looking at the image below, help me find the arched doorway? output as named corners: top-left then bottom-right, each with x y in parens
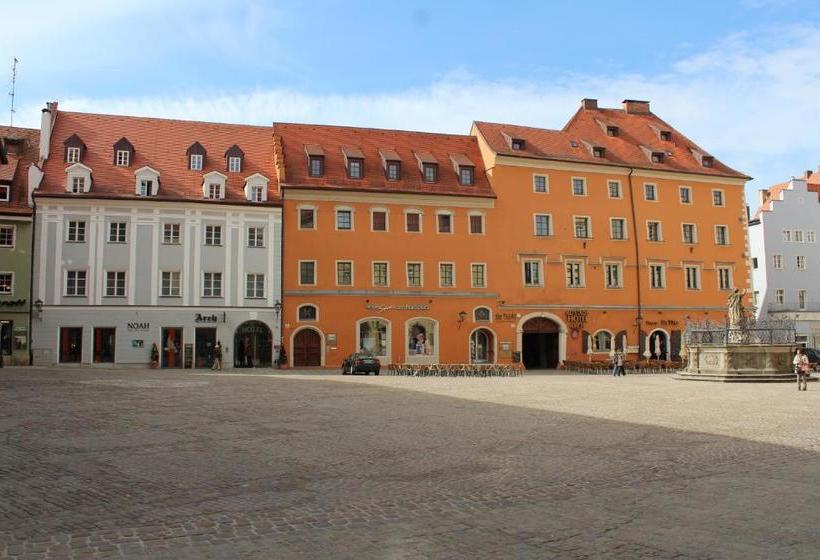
top-left (234, 321), bottom-right (272, 367)
top-left (649, 330), bottom-right (669, 361)
top-left (293, 328), bottom-right (322, 367)
top-left (521, 317), bottom-right (560, 369)
top-left (470, 328), bottom-right (495, 363)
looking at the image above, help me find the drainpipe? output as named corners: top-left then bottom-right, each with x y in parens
top-left (626, 168), bottom-right (643, 355)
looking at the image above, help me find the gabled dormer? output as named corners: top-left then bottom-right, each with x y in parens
top-left (243, 173), bottom-right (269, 202)
top-left (65, 163), bottom-right (92, 193)
top-left (501, 131), bottom-right (526, 151)
top-left (379, 148), bottom-right (402, 181)
top-left (202, 171), bottom-right (227, 200)
top-left (225, 144), bottom-right (244, 173)
top-left (64, 133), bottom-right (86, 164)
top-left (187, 142), bottom-right (206, 171)
top-left (113, 137), bottom-right (134, 167)
top-left (415, 151), bottom-right (438, 184)
top-left (342, 146), bottom-right (364, 179)
top-left (449, 154), bottom-right (475, 186)
top-left (134, 166), bottom-right (160, 196)
top-left (305, 144), bottom-right (325, 177)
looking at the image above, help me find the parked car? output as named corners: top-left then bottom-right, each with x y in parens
top-left (341, 353), bottom-right (380, 375)
top-left (803, 348), bottom-right (820, 371)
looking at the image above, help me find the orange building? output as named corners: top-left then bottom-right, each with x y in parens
top-left (278, 99), bottom-right (751, 369)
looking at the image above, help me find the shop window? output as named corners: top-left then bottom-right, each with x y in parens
top-left (407, 319), bottom-right (436, 360)
top-left (359, 319), bottom-right (388, 358)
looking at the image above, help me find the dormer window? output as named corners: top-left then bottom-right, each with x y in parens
top-left (651, 152), bottom-right (665, 163)
top-left (67, 147), bottom-right (81, 163)
top-left (459, 166), bottom-right (474, 186)
top-left (659, 130), bottom-right (672, 141)
top-left (186, 142), bottom-right (206, 170)
top-left (190, 154), bottom-right (203, 170)
top-left (592, 146), bottom-right (606, 158)
top-left (63, 134), bottom-right (86, 164)
top-left (113, 137), bottom-right (134, 167)
top-left (207, 184), bottom-right (221, 199)
top-left (423, 163), bottom-right (437, 183)
top-left (224, 144), bottom-right (244, 173)
top-left (138, 180), bottom-right (152, 196)
top-left (342, 147), bottom-right (365, 179)
top-left (201, 171), bottom-right (227, 200)
top-left (606, 126), bottom-right (619, 137)
top-left (228, 157), bottom-right (241, 173)
top-left (134, 166), bottom-right (160, 197)
top-left (116, 150), bottom-right (130, 166)
top-left (511, 138), bottom-right (526, 150)
top-left (65, 163), bottom-right (92, 194)
top-left (71, 177), bottom-right (85, 193)
top-left (702, 156), bottom-right (714, 168)
top-left (386, 161), bottom-right (401, 180)
top-left (305, 144), bottom-right (325, 177)
top-left (243, 173), bottom-right (269, 203)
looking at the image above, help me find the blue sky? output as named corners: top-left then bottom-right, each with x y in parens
top-left (5, 0), bottom-right (820, 202)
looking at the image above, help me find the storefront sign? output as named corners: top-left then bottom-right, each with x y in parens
top-left (365, 303), bottom-right (430, 312)
top-left (645, 320), bottom-right (679, 327)
top-left (0, 299), bottom-right (26, 307)
top-left (494, 313), bottom-right (517, 322)
top-left (127, 322), bottom-right (150, 331)
top-left (195, 313), bottom-right (219, 323)
top-left (565, 309), bottom-right (588, 330)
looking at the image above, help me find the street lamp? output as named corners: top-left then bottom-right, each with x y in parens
top-left (34, 299), bottom-right (43, 319)
top-left (457, 310), bottom-right (467, 329)
top-left (273, 300), bottom-right (282, 320)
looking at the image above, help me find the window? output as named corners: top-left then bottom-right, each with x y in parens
top-left (207, 184), bottom-right (221, 199)
top-left (67, 146), bottom-right (80, 163)
top-left (228, 156), bottom-right (242, 173)
top-left (336, 209), bottom-right (352, 230)
top-left (247, 227), bottom-right (264, 247)
top-left (773, 254), bottom-right (783, 269)
top-left (799, 289), bottom-right (808, 310)
top-left (437, 213), bottom-right (452, 234)
top-left (685, 265), bottom-right (701, 290)
top-left (752, 257), bottom-right (758, 269)
top-left (422, 163), bottom-right (437, 183)
top-left (190, 154), bottom-right (203, 171)
top-left (511, 138), bottom-right (526, 150)
top-left (592, 331), bottom-right (613, 352)
top-left (405, 211), bottom-right (421, 233)
top-left (407, 262), bottom-right (422, 287)
top-left (572, 177), bottom-right (587, 196)
top-left (336, 261), bottom-right (353, 286)
top-left (115, 150), bottom-right (130, 166)
top-left (386, 161), bottom-right (401, 181)
top-left (712, 189), bottom-right (725, 207)
top-left (65, 270), bottom-right (87, 296)
top-left (474, 307), bottom-right (491, 322)
top-left (605, 263), bottom-right (622, 289)
top-left (702, 156), bottom-right (714, 168)
top-left (717, 267), bottom-right (732, 290)
top-left (108, 222), bottom-right (127, 243)
top-left (565, 261), bottom-right (584, 288)
top-left (0, 185), bottom-right (8, 201)
top-left (299, 261), bottom-right (316, 285)
top-left (246, 273), bottom-right (265, 298)
top-left (535, 214), bottom-right (552, 237)
top-left (649, 264), bottom-right (665, 289)
top-left (606, 126), bottom-right (619, 137)
top-left (371, 210), bottom-right (387, 232)
top-left (644, 183), bottom-right (657, 201)
top-left (592, 146), bottom-right (606, 158)
top-left (250, 185), bottom-right (264, 202)
top-left (715, 225), bottom-right (729, 246)
top-left (608, 180), bottom-right (621, 198)
top-left (161, 271), bottom-right (181, 297)
top-left (794, 230), bottom-right (804, 243)
top-left (298, 305), bottom-right (317, 321)
top-left (610, 218), bottom-right (626, 240)
top-left (105, 271), bottom-right (126, 297)
top-left (372, 262), bottom-right (389, 287)
top-left (347, 158), bottom-right (363, 179)
top-left (651, 152), bottom-right (665, 163)
top-left (775, 289), bottom-right (785, 304)
top-left (309, 156), bottom-right (324, 177)
top-left (439, 263), bottom-right (454, 287)
top-left (471, 264), bottom-right (486, 288)
top-left (679, 186), bottom-right (692, 204)
top-left (204, 225), bottom-right (222, 246)
top-left (0, 226), bottom-right (14, 247)
top-left (647, 221), bottom-right (662, 242)
top-left (137, 179), bottom-right (152, 197)
top-left (574, 216), bottom-right (590, 239)
top-left (682, 224), bottom-right (697, 244)
top-left (67, 221), bottom-right (86, 242)
top-left (808, 231), bottom-right (816, 243)
top-left (783, 230), bottom-right (792, 242)
top-left (660, 131), bottom-right (672, 141)
top-left (163, 223), bottom-right (180, 244)
top-left (469, 214), bottom-right (484, 234)
top-left (459, 166), bottom-right (474, 186)
top-left (523, 260), bottom-right (542, 286)
top-left (797, 255), bottom-right (806, 270)
top-left (533, 175), bottom-right (548, 193)
top-left (71, 177), bottom-right (85, 193)
top-left (299, 208), bottom-right (316, 230)
top-left (0, 272), bottom-right (12, 294)
top-left (202, 272), bottom-right (223, 297)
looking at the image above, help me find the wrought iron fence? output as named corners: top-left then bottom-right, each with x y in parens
top-left (684, 318), bottom-right (796, 346)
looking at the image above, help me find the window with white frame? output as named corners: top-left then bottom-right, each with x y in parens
top-left (202, 272), bottom-right (223, 297)
top-left (105, 271), bottom-right (126, 297)
top-left (246, 273), bottom-right (265, 298)
top-left (533, 174), bottom-right (548, 193)
top-left (799, 289), bottom-right (808, 310)
top-left (712, 189), bottom-right (725, 207)
top-left (574, 216), bottom-right (591, 238)
top-left (608, 180), bottom-right (622, 198)
top-left (773, 254), bottom-right (783, 269)
top-left (161, 271), bottom-right (181, 297)
top-left (794, 230), bottom-right (804, 243)
top-left (474, 307), bottom-right (491, 322)
top-left (0, 272), bottom-right (12, 294)
top-left (207, 183), bottom-right (222, 199)
top-left (610, 218), bottom-right (626, 240)
top-left (67, 147), bottom-right (80, 163)
top-left (717, 266), bottom-right (732, 290)
top-left (228, 156), bottom-right (242, 173)
top-left (204, 225), bottom-right (222, 246)
top-left (71, 177), bottom-right (85, 193)
top-left (65, 270), bottom-right (87, 296)
top-left (299, 261), bottom-right (316, 285)
top-left (247, 226), bottom-right (264, 248)
top-left (439, 263), bottom-right (454, 287)
top-left (407, 262), bottom-right (423, 287)
top-left (336, 261), bottom-right (353, 286)
top-left (572, 177), bottom-right (587, 196)
top-left (437, 213), bottom-right (453, 234)
top-left (67, 221), bottom-right (86, 242)
top-left (137, 179), bottom-right (153, 197)
top-left (592, 331), bottom-right (612, 352)
top-left (0, 184), bottom-right (8, 201)
top-left (783, 230), bottom-right (792, 242)
top-left (605, 262), bottom-right (622, 289)
top-left (797, 255), bottom-right (806, 270)
top-left (163, 223), bottom-right (181, 244)
top-left (679, 186), bottom-right (692, 204)
top-left (647, 221), bottom-right (662, 242)
top-left (775, 289), bottom-right (785, 304)
top-left (299, 207), bottom-right (316, 230)
top-left (115, 150), bottom-right (130, 166)
top-left (565, 260), bottom-right (584, 288)
top-left (108, 222), bottom-right (127, 243)
top-left (808, 231), bottom-right (816, 243)
top-left (405, 211), bottom-right (421, 233)
top-left (336, 209), bottom-right (353, 230)
top-left (649, 264), bottom-right (666, 289)
top-left (371, 210), bottom-right (388, 232)
top-left (644, 183), bottom-right (657, 201)
top-left (298, 304), bottom-right (317, 321)
top-left (458, 166), bottom-right (474, 186)
top-left (534, 214), bottom-right (552, 237)
top-left (469, 214), bottom-right (484, 235)
top-left (682, 223), bottom-right (697, 244)
top-left (190, 154), bottom-right (203, 171)
top-left (471, 263), bottom-right (486, 288)
top-left (685, 265), bottom-right (701, 290)
top-left (0, 225), bottom-right (14, 247)
top-left (250, 185), bottom-right (264, 202)
top-left (523, 260), bottom-right (542, 286)
top-left (715, 225), bottom-right (729, 245)
top-left (372, 262), bottom-right (389, 287)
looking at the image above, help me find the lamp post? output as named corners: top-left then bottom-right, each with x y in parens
top-left (457, 310), bottom-right (467, 329)
top-left (273, 300), bottom-right (283, 368)
top-left (0, 320), bottom-right (8, 368)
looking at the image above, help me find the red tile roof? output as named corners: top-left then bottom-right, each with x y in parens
top-left (0, 125), bottom-right (39, 216)
top-left (39, 111), bottom-right (280, 205)
top-left (274, 123), bottom-right (495, 198)
top-left (473, 101), bottom-right (749, 180)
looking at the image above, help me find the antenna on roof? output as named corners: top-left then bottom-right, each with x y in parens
top-left (8, 57), bottom-right (18, 128)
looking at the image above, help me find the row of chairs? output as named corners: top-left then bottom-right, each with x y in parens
top-left (386, 363), bottom-right (524, 377)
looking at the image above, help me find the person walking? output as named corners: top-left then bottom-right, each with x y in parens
top-left (794, 348), bottom-right (809, 391)
top-left (616, 351), bottom-right (626, 377)
top-left (212, 340), bottom-right (223, 371)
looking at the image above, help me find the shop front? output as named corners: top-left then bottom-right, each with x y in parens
top-left (0, 304), bottom-right (30, 366)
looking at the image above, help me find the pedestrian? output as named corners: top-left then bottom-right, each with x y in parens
top-left (612, 351), bottom-right (619, 376)
top-left (794, 348), bottom-right (809, 391)
top-left (212, 340), bottom-right (223, 371)
top-left (616, 351), bottom-right (626, 377)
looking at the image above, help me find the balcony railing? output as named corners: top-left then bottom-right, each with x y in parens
top-left (685, 318), bottom-right (796, 346)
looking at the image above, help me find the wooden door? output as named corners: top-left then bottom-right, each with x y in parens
top-left (294, 329), bottom-right (321, 367)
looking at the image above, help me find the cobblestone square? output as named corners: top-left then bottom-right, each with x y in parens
top-left (2, 368), bottom-right (820, 559)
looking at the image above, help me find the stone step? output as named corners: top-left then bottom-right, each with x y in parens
top-left (675, 372), bottom-right (813, 383)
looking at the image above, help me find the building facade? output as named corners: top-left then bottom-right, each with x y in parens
top-left (750, 172), bottom-right (820, 347)
top-left (31, 105), bottom-right (282, 367)
top-left (0, 126), bottom-right (39, 365)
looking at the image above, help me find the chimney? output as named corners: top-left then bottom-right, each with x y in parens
top-left (806, 170), bottom-right (813, 179)
top-left (623, 99), bottom-right (650, 114)
top-left (581, 98), bottom-right (598, 110)
top-left (39, 101), bottom-right (58, 162)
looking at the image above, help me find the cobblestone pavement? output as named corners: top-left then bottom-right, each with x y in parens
top-left (1, 368), bottom-right (820, 559)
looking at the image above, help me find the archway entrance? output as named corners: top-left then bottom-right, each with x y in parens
top-left (234, 321), bottom-right (272, 367)
top-left (522, 317), bottom-right (559, 369)
top-left (470, 328), bottom-right (495, 363)
top-left (649, 330), bottom-right (669, 361)
top-left (293, 328), bottom-right (322, 367)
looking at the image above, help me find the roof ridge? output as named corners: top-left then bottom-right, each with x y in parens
top-left (273, 121), bottom-right (474, 139)
top-left (473, 120), bottom-right (566, 134)
top-left (58, 110), bottom-right (274, 130)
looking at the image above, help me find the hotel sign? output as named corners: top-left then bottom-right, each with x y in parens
top-left (564, 309), bottom-right (588, 330)
top-left (365, 303), bottom-right (430, 312)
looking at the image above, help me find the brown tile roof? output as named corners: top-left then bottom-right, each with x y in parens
top-left (274, 123), bottom-right (494, 198)
top-left (473, 101), bottom-right (749, 180)
top-left (39, 111), bottom-right (280, 205)
top-left (0, 125), bottom-right (39, 216)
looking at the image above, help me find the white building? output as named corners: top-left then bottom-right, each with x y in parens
top-left (749, 172), bottom-right (820, 347)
